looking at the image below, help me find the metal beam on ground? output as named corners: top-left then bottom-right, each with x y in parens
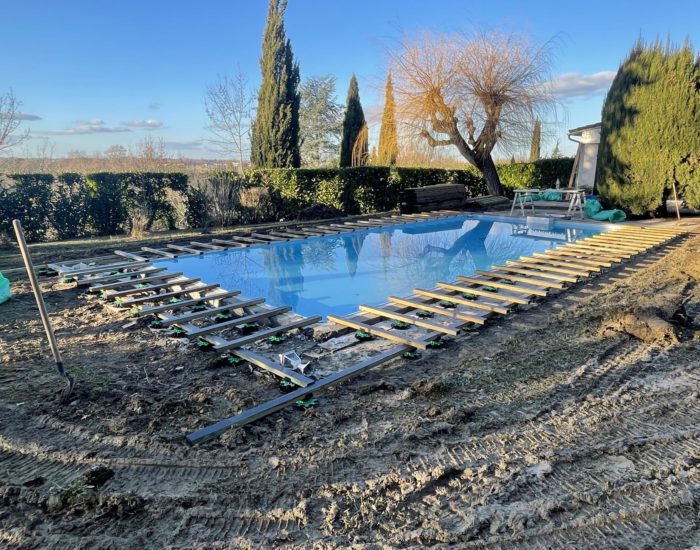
top-left (230, 348), bottom-right (314, 387)
top-left (186, 345), bottom-right (411, 445)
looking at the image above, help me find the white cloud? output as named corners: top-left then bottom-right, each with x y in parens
top-left (40, 119), bottom-right (131, 135)
top-left (123, 119), bottom-right (163, 129)
top-left (163, 140), bottom-right (206, 151)
top-left (548, 71), bottom-right (616, 100)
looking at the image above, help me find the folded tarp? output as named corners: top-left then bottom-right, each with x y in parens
top-left (591, 209), bottom-right (627, 222)
top-left (0, 272), bottom-right (11, 304)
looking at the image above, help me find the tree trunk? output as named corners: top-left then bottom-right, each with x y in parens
top-left (477, 155), bottom-right (505, 196)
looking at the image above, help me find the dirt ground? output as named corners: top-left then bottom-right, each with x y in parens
top-left (1, 231), bottom-right (700, 549)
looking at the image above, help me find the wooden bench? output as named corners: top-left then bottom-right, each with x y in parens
top-left (399, 184), bottom-right (466, 214)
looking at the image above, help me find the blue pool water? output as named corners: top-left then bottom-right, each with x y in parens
top-left (157, 215), bottom-right (605, 318)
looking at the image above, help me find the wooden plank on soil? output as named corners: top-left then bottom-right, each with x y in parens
top-left (190, 241), bottom-right (225, 250)
top-left (475, 269), bottom-right (564, 290)
top-left (108, 278), bottom-right (201, 299)
top-left (166, 244), bottom-right (203, 255)
top-left (157, 297), bottom-right (266, 326)
top-left (213, 316), bottom-right (322, 351)
top-left (211, 239), bottom-right (249, 248)
top-left (89, 271), bottom-right (184, 292)
top-left (387, 296), bottom-right (487, 324)
top-left (516, 256), bottom-right (599, 273)
top-left (489, 265), bottom-right (578, 284)
top-left (539, 249), bottom-right (614, 267)
top-left (183, 306), bottom-right (292, 338)
top-left (114, 250), bottom-right (149, 262)
top-left (413, 288), bottom-right (510, 314)
top-left (51, 260), bottom-right (151, 277)
top-left (326, 315), bottom-right (439, 349)
top-left (76, 267), bottom-right (165, 286)
top-left (140, 247), bottom-right (177, 258)
top-left (137, 290), bottom-right (241, 315)
top-left (437, 281), bottom-right (531, 305)
top-left (119, 283), bottom-right (220, 307)
top-left (505, 260), bottom-right (590, 278)
top-left (456, 275), bottom-right (548, 297)
top-left (358, 305), bottom-right (461, 335)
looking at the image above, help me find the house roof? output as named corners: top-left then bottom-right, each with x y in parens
top-left (568, 122), bottom-right (601, 136)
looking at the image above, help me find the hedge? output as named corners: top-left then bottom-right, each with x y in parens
top-left (0, 172), bottom-right (189, 242)
top-left (0, 159), bottom-right (573, 242)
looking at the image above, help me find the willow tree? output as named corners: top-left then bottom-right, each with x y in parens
top-left (250, 0), bottom-right (301, 168)
top-left (340, 75), bottom-right (367, 167)
top-left (378, 73), bottom-right (398, 165)
top-left (597, 40), bottom-right (700, 214)
top-left (391, 32), bottom-right (555, 195)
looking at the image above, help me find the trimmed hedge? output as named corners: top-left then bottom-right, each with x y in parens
top-left (245, 166), bottom-right (488, 218)
top-left (495, 158), bottom-right (575, 197)
top-left (1, 172), bottom-right (189, 242)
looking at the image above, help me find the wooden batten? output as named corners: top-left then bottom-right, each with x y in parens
top-left (437, 281), bottom-right (530, 305)
top-left (190, 241), bottom-right (225, 250)
top-left (141, 247), bottom-right (177, 258)
top-left (529, 253), bottom-right (603, 271)
top-left (358, 305), bottom-right (461, 335)
top-left (490, 265), bottom-right (577, 284)
top-left (387, 296), bottom-right (487, 325)
top-left (250, 232), bottom-right (286, 242)
top-left (107, 277), bottom-right (201, 299)
top-left (50, 260), bottom-right (152, 277)
top-left (76, 267), bottom-right (165, 286)
top-left (506, 260), bottom-right (590, 277)
top-left (114, 250), bottom-right (149, 262)
top-left (138, 290), bottom-right (241, 315)
top-left (89, 271), bottom-right (184, 292)
top-left (456, 275), bottom-right (548, 297)
top-left (327, 315), bottom-right (440, 349)
top-left (213, 316), bottom-right (322, 351)
top-left (166, 244), bottom-right (203, 255)
top-left (182, 306), bottom-right (292, 338)
top-left (119, 283), bottom-right (220, 307)
top-left (475, 269), bottom-right (564, 290)
top-left (413, 288), bottom-right (510, 314)
top-left (157, 297), bottom-right (266, 326)
top-left (542, 249), bottom-right (614, 267)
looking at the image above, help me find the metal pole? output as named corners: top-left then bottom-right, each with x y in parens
top-left (12, 219), bottom-right (74, 399)
top-left (671, 181), bottom-right (682, 222)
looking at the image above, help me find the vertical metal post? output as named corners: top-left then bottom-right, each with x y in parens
top-left (12, 219), bottom-right (74, 399)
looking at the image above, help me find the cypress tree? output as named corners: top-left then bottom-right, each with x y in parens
top-left (250, 0), bottom-right (301, 168)
top-left (529, 119), bottom-right (541, 162)
top-left (597, 40), bottom-right (700, 214)
top-left (378, 72), bottom-right (398, 165)
top-left (340, 75), bottom-right (367, 167)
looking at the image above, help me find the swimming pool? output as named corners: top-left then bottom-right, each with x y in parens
top-left (157, 215), bottom-right (605, 318)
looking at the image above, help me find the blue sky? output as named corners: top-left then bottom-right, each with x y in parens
top-left (2, 0), bottom-right (698, 159)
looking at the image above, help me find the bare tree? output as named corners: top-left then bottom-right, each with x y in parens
top-left (0, 89), bottom-right (30, 153)
top-left (205, 68), bottom-right (255, 173)
top-left (390, 31), bottom-right (556, 195)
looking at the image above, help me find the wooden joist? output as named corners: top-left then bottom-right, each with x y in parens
top-left (387, 296), bottom-right (486, 325)
top-left (505, 260), bottom-right (590, 278)
top-left (141, 247), bottom-right (177, 258)
top-left (268, 230), bottom-right (308, 239)
top-left (251, 232), bottom-right (286, 241)
top-left (475, 269), bottom-right (563, 290)
top-left (211, 238), bottom-right (248, 248)
top-left (190, 241), bottom-right (225, 250)
top-left (182, 306), bottom-right (292, 338)
top-left (118, 283), bottom-right (220, 307)
top-left (166, 244), bottom-right (203, 255)
top-left (561, 243), bottom-right (629, 259)
top-left (517, 256), bottom-right (599, 273)
top-left (456, 275), bottom-right (548, 297)
top-left (157, 297), bottom-right (266, 326)
top-left (437, 281), bottom-right (531, 305)
top-left (76, 266), bottom-right (165, 286)
top-left (107, 278), bottom-right (201, 299)
top-left (114, 250), bottom-right (149, 262)
top-left (358, 305), bottom-right (461, 336)
top-left (49, 260), bottom-right (151, 277)
top-left (413, 288), bottom-right (510, 315)
top-left (539, 249), bottom-right (614, 267)
top-left (89, 271), bottom-right (184, 292)
top-left (212, 316), bottom-right (321, 351)
top-left (327, 315), bottom-right (440, 349)
top-left (231, 235), bottom-right (270, 244)
top-left (186, 345), bottom-right (411, 444)
top-left (138, 290), bottom-right (241, 315)
top-left (490, 265), bottom-right (578, 284)
top-left (584, 236), bottom-right (652, 250)
top-left (571, 241), bottom-right (638, 256)
top-left (229, 348), bottom-right (314, 388)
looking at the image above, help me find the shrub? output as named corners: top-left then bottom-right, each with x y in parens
top-left (239, 187), bottom-right (276, 224)
top-left (84, 173), bottom-right (128, 235)
top-left (597, 40), bottom-right (700, 214)
top-left (123, 172), bottom-right (188, 231)
top-left (185, 186), bottom-right (211, 229)
top-left (50, 173), bottom-right (89, 240)
top-left (496, 158), bottom-right (575, 197)
top-left (4, 174), bottom-right (54, 242)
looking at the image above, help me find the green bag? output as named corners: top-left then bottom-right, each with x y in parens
top-left (592, 209), bottom-right (627, 222)
top-left (583, 199), bottom-right (603, 218)
top-left (542, 191), bottom-right (562, 201)
top-left (0, 272), bottom-right (11, 305)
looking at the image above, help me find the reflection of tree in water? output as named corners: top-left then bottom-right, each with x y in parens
top-left (378, 231), bottom-right (393, 272)
top-left (420, 220), bottom-right (495, 272)
top-left (302, 237), bottom-right (340, 271)
top-left (262, 243), bottom-right (305, 308)
top-left (341, 234), bottom-right (366, 277)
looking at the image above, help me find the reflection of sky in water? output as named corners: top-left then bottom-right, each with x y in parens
top-left (157, 216), bottom-right (603, 318)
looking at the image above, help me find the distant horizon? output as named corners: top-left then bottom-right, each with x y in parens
top-left (3, 0), bottom-right (698, 161)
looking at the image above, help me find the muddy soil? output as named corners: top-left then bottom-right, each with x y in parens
top-left (1, 235), bottom-right (699, 548)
